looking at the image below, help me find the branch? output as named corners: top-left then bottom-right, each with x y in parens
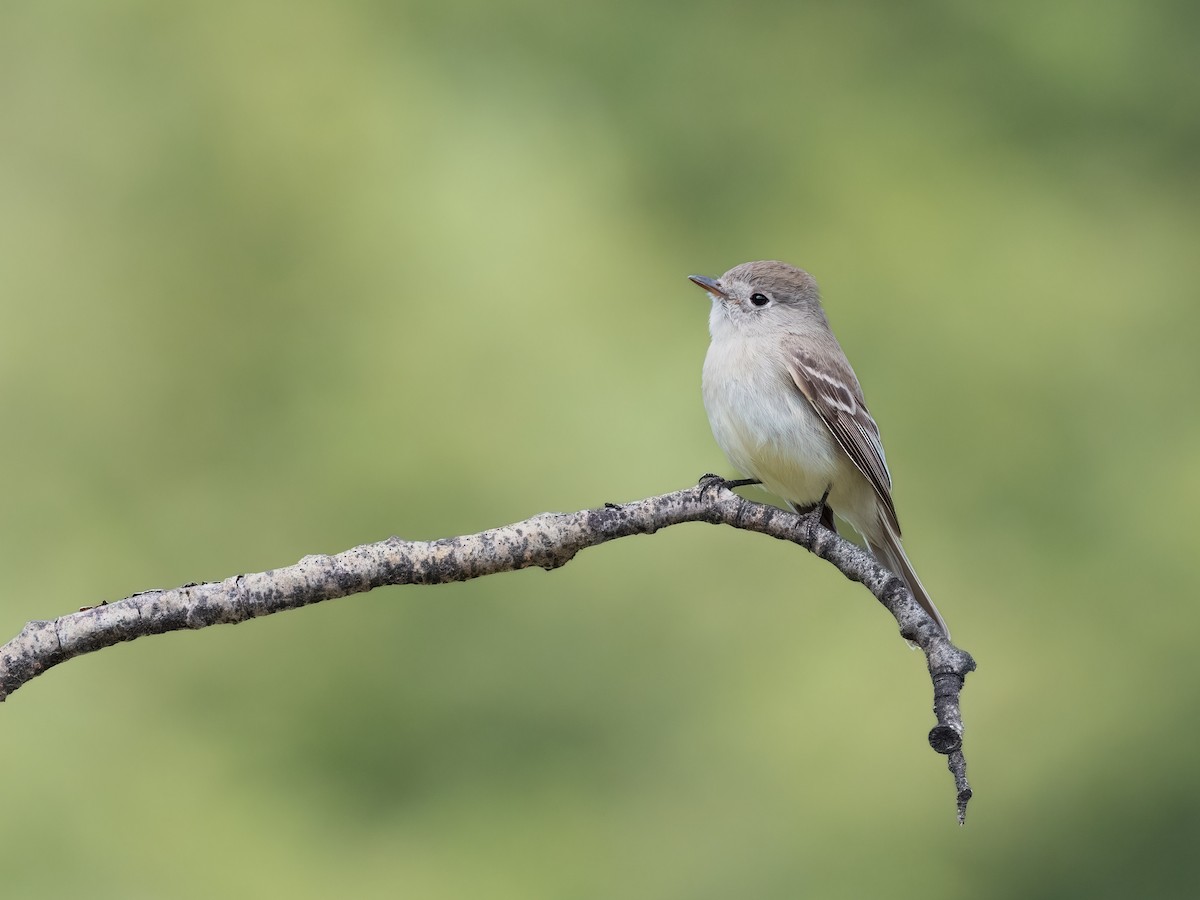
top-left (0, 477), bottom-right (976, 821)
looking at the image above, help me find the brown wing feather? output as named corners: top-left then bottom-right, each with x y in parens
top-left (784, 341), bottom-right (901, 532)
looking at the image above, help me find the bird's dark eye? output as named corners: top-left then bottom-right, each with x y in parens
top-left (750, 293), bottom-right (770, 307)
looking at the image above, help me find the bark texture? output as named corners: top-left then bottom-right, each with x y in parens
top-left (0, 478), bottom-right (976, 820)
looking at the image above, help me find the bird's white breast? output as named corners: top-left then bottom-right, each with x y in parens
top-left (702, 328), bottom-right (845, 507)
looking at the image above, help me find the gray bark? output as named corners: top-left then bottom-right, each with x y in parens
top-left (0, 477), bottom-right (975, 821)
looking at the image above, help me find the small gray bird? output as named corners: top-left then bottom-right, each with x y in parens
top-left (689, 260), bottom-right (949, 636)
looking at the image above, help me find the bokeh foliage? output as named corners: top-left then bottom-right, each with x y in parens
top-left (2, 1), bottom-right (1198, 897)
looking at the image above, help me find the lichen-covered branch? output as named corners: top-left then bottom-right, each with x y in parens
top-left (0, 477), bottom-right (976, 820)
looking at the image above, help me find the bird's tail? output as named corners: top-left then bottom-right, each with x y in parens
top-left (867, 516), bottom-right (950, 639)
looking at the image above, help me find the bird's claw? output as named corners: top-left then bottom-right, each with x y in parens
top-left (698, 474), bottom-right (761, 497)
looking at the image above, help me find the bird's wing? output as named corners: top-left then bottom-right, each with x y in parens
top-left (783, 340), bottom-right (900, 532)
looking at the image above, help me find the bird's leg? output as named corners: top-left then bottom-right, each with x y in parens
top-left (793, 485), bottom-right (836, 533)
top-left (698, 474), bottom-right (762, 497)
top-left (722, 478), bottom-right (762, 489)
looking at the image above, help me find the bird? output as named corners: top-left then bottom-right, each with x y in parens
top-left (689, 260), bottom-right (949, 637)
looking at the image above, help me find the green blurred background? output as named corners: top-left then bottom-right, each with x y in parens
top-left (2, 1), bottom-right (1197, 897)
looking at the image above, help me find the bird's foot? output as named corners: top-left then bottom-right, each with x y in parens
top-left (793, 485), bottom-right (836, 533)
top-left (698, 474), bottom-right (761, 497)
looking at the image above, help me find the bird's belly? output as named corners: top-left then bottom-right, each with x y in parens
top-left (702, 347), bottom-right (843, 506)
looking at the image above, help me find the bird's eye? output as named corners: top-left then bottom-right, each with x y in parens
top-left (750, 293), bottom-right (770, 307)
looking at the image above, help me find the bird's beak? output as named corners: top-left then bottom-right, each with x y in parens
top-left (688, 274), bottom-right (726, 299)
